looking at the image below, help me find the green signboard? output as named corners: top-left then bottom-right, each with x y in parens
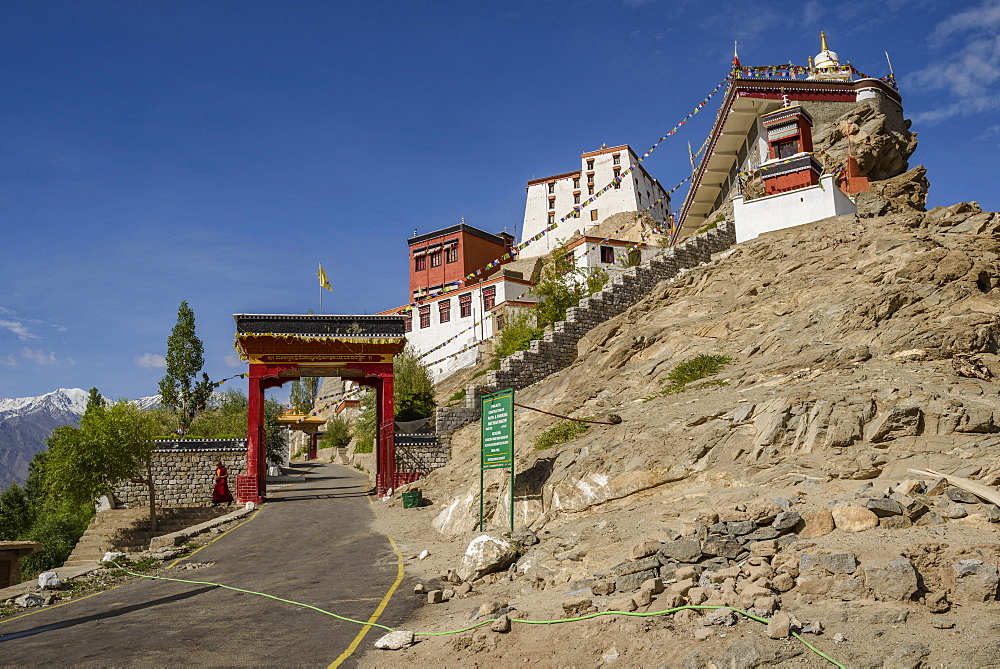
top-left (480, 388), bottom-right (515, 531)
top-left (481, 389), bottom-right (514, 469)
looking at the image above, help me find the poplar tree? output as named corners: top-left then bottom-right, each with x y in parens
top-left (158, 301), bottom-right (213, 433)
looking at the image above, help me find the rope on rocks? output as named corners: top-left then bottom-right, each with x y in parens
top-left (512, 403), bottom-right (622, 425)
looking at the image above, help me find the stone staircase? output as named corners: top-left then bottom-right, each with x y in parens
top-left (63, 506), bottom-right (233, 567)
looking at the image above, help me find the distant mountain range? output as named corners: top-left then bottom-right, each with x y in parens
top-left (0, 388), bottom-right (161, 490)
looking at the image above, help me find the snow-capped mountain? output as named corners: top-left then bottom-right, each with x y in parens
top-left (0, 388), bottom-right (161, 489)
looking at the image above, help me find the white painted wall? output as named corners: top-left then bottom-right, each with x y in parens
top-left (403, 278), bottom-right (539, 380)
top-left (520, 146), bottom-right (670, 259)
top-left (733, 175), bottom-right (857, 244)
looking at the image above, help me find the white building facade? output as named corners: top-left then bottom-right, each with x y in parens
top-left (520, 145), bottom-right (670, 259)
top-left (385, 275), bottom-right (538, 380)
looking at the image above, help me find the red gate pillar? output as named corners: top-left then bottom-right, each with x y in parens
top-left (238, 367), bottom-right (267, 505)
top-left (376, 372), bottom-right (395, 496)
top-left (308, 433), bottom-right (318, 461)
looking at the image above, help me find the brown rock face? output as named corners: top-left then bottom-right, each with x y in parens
top-left (800, 509), bottom-right (836, 538)
top-left (811, 101), bottom-right (918, 181)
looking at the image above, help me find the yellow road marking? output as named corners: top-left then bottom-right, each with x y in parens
top-left (0, 477), bottom-right (301, 625)
top-left (329, 536), bottom-right (405, 668)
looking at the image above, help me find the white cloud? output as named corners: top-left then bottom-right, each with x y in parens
top-left (135, 353), bottom-right (167, 369)
top-left (0, 354), bottom-right (18, 367)
top-left (930, 0), bottom-right (1000, 44)
top-left (21, 348), bottom-right (57, 365)
top-left (224, 354), bottom-right (245, 368)
top-left (0, 320), bottom-right (37, 340)
top-left (908, 2), bottom-right (1000, 123)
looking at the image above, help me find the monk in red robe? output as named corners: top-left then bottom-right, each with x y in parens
top-left (212, 460), bottom-right (234, 506)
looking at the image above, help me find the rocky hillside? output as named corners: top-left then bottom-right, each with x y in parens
top-left (366, 175), bottom-right (1000, 667)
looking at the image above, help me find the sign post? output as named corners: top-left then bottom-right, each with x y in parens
top-left (480, 388), bottom-right (515, 532)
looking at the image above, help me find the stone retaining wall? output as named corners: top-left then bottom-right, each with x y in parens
top-left (112, 440), bottom-right (246, 509)
top-left (396, 439), bottom-right (450, 474)
top-left (435, 222), bottom-right (737, 435)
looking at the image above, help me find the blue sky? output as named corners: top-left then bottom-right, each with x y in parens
top-left (2, 0), bottom-right (998, 401)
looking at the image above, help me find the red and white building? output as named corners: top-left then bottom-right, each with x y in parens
top-left (678, 33), bottom-right (898, 243)
top-left (520, 144), bottom-right (671, 259)
top-left (382, 223), bottom-right (538, 380)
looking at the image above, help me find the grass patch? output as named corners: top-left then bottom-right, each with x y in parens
top-left (533, 418), bottom-right (592, 451)
top-left (354, 463), bottom-right (366, 472)
top-left (662, 354), bottom-right (732, 395)
top-left (448, 388), bottom-right (467, 404)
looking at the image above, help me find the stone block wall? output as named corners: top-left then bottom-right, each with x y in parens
top-left (435, 222), bottom-right (737, 436)
top-left (113, 441), bottom-right (246, 509)
top-left (396, 440), bottom-right (451, 474)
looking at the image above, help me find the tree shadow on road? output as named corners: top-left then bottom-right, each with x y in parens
top-left (0, 586), bottom-right (216, 644)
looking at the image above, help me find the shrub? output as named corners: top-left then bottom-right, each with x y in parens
top-left (490, 313), bottom-right (544, 369)
top-left (533, 419), bottom-right (591, 450)
top-left (448, 388), bottom-right (467, 404)
top-left (662, 354), bottom-right (732, 394)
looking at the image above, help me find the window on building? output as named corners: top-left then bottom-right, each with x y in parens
top-left (439, 299), bottom-right (451, 323)
top-left (548, 182), bottom-right (555, 194)
top-left (419, 305), bottom-right (430, 329)
top-left (573, 177), bottom-right (580, 188)
top-left (445, 246), bottom-right (458, 263)
top-left (414, 255), bottom-right (426, 271)
top-left (776, 139), bottom-right (797, 159)
top-left (587, 159), bottom-right (594, 170)
top-left (587, 172), bottom-right (594, 183)
top-left (483, 286), bottom-right (496, 310)
top-left (548, 198), bottom-right (555, 210)
top-left (613, 154), bottom-right (620, 165)
top-left (404, 312), bottom-right (412, 332)
top-left (548, 212), bottom-right (555, 225)
top-left (588, 184), bottom-right (595, 195)
top-left (600, 246), bottom-right (615, 263)
top-left (591, 209), bottom-right (599, 221)
top-left (574, 193), bottom-right (580, 204)
top-left (459, 293), bottom-right (472, 317)
top-left (430, 250), bottom-right (442, 267)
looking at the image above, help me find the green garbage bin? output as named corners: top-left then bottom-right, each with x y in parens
top-left (402, 490), bottom-right (422, 508)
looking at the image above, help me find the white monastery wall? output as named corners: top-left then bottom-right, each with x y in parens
top-left (405, 277), bottom-right (538, 380)
top-left (732, 175), bottom-right (857, 243)
top-left (520, 146), bottom-right (669, 260)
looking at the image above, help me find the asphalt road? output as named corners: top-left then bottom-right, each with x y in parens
top-left (0, 462), bottom-right (416, 667)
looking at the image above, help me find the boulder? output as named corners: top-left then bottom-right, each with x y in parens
top-left (561, 597), bottom-right (593, 616)
top-left (767, 611), bottom-right (791, 639)
top-left (799, 509), bottom-right (835, 538)
top-left (831, 505), bottom-right (879, 533)
top-left (457, 535), bottom-right (519, 582)
top-left (38, 571), bottom-right (62, 589)
top-left (375, 630), bottom-right (415, 650)
top-left (630, 540), bottom-right (660, 559)
top-left (864, 559), bottom-right (918, 601)
top-left (941, 562), bottom-right (999, 604)
top-left (660, 537), bottom-right (702, 563)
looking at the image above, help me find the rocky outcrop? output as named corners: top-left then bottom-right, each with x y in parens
top-left (812, 101), bottom-right (918, 181)
top-left (855, 165), bottom-right (929, 217)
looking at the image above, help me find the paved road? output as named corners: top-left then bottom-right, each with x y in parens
top-left (0, 462), bottom-right (416, 667)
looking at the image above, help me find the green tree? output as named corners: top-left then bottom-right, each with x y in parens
top-left (289, 377), bottom-right (319, 415)
top-left (158, 301), bottom-right (213, 433)
top-left (532, 243), bottom-right (608, 327)
top-left (44, 400), bottom-right (162, 530)
top-left (186, 389), bottom-right (286, 464)
top-left (86, 387), bottom-right (105, 413)
top-left (319, 415), bottom-right (352, 449)
top-left (353, 345), bottom-right (436, 451)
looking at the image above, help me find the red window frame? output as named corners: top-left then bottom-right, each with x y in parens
top-left (483, 286), bottom-right (496, 310)
top-left (419, 305), bottom-right (430, 328)
top-left (414, 255), bottom-right (426, 271)
top-left (459, 293), bottom-right (472, 318)
top-left (439, 299), bottom-right (451, 323)
top-left (600, 246), bottom-right (615, 263)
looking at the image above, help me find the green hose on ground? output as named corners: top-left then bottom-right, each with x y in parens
top-left (108, 562), bottom-right (845, 668)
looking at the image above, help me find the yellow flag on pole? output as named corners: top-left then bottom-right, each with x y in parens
top-left (318, 264), bottom-right (331, 291)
